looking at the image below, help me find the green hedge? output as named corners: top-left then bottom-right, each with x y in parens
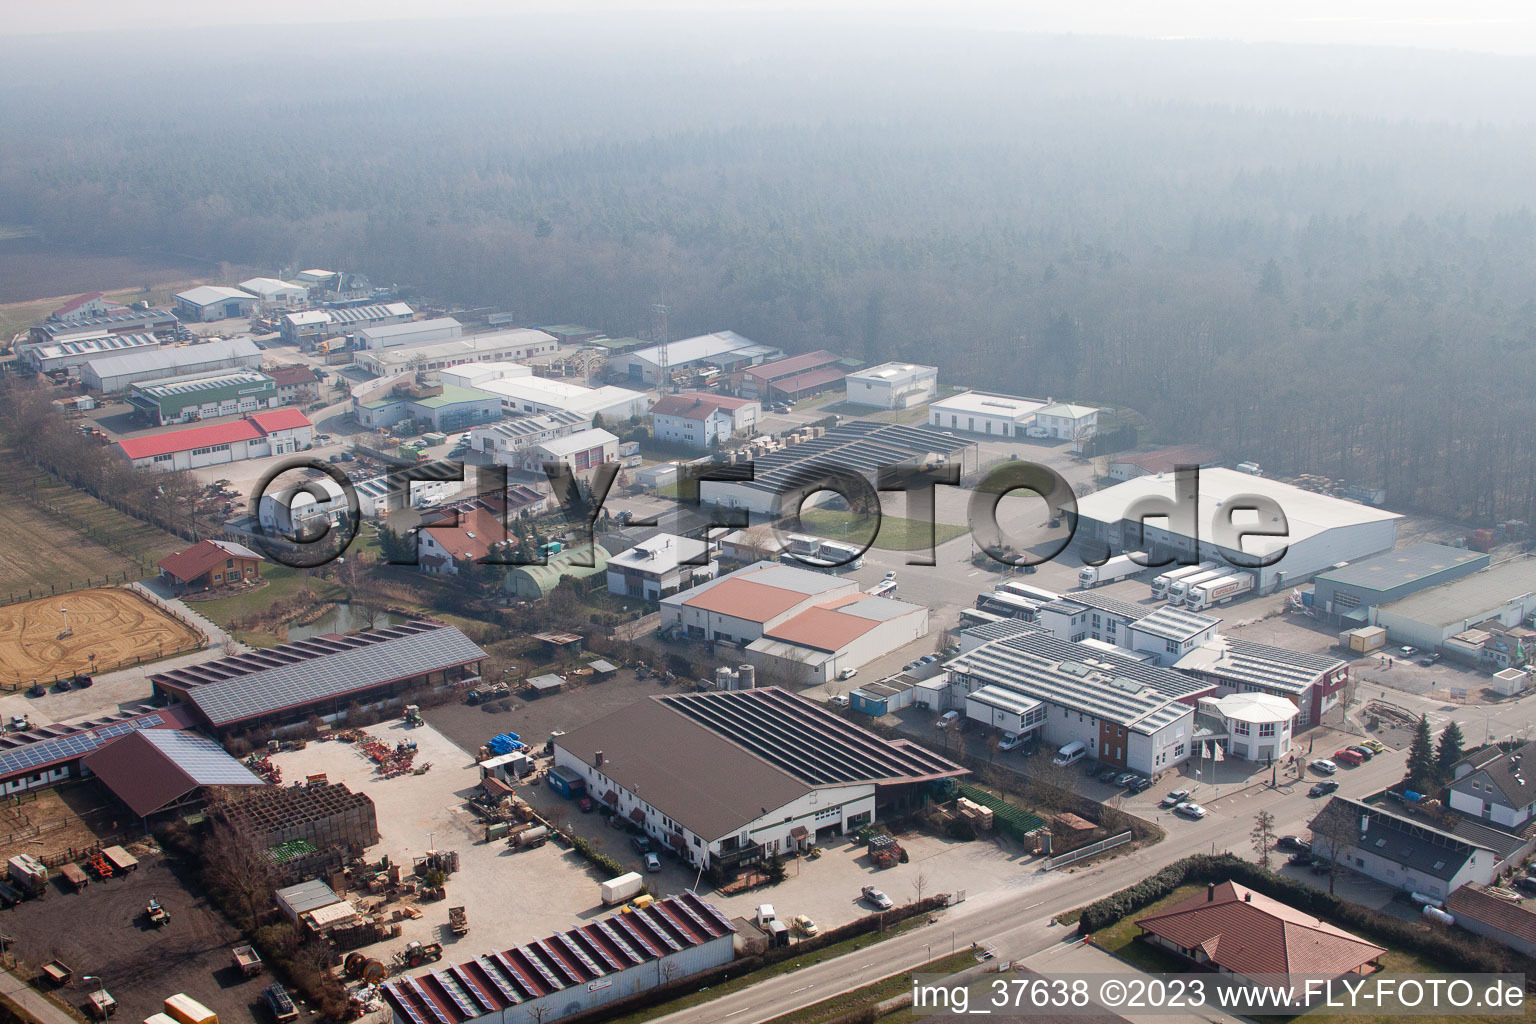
top-left (1077, 854), bottom-right (1534, 976)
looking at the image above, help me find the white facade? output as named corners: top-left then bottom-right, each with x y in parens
top-left (845, 362), bottom-right (938, 409)
top-left (438, 361), bottom-right (532, 389)
top-left (353, 329), bottom-right (559, 375)
top-left (28, 333), bottom-right (161, 375)
top-left (239, 278), bottom-right (309, 309)
top-left (927, 391), bottom-right (1045, 437)
top-left (356, 317), bottom-right (463, 349)
top-left (83, 338), bottom-right (265, 393)
top-left (522, 427), bottom-right (619, 473)
top-left (651, 396), bottom-right (760, 448)
top-left (606, 534), bottom-right (717, 600)
top-left (1034, 402), bottom-right (1099, 440)
top-left (1199, 692), bottom-right (1296, 761)
top-left (469, 410), bottom-right (591, 464)
top-left (258, 478), bottom-right (349, 537)
top-left (353, 472), bottom-right (462, 518)
top-left (174, 286), bottom-right (258, 322)
top-left (478, 375), bottom-right (651, 423)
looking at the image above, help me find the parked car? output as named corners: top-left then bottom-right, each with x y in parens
top-left (1310, 759), bottom-right (1339, 775)
top-left (1309, 780), bottom-right (1340, 797)
top-left (1288, 851), bottom-right (1316, 867)
top-left (1333, 749), bottom-right (1364, 767)
top-left (1276, 836), bottom-right (1311, 853)
top-left (1160, 789), bottom-right (1190, 807)
top-left (1113, 772), bottom-right (1138, 788)
top-left (630, 836), bottom-right (652, 855)
top-left (1096, 766), bottom-right (1120, 783)
top-left (1127, 775), bottom-right (1154, 793)
top-left (1346, 745), bottom-right (1374, 761)
top-left (861, 886), bottom-right (893, 910)
top-left (837, 668), bottom-right (858, 681)
top-left (1361, 739), bottom-right (1387, 754)
top-left (935, 711), bottom-right (960, 730)
top-left (26, 684), bottom-right (45, 698)
top-left (577, 796), bottom-right (594, 812)
top-left (997, 732), bottom-right (1025, 752)
top-left (792, 914), bottom-right (819, 936)
top-left (643, 852), bottom-right (662, 872)
top-left (1173, 802), bottom-right (1208, 819)
top-left (829, 694), bottom-right (849, 707)
top-left (1512, 876), bottom-right (1536, 896)
top-left (919, 654), bottom-right (938, 665)
top-left (53, 678), bottom-right (72, 692)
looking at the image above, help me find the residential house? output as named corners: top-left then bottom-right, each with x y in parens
top-left (267, 364), bottom-right (319, 406)
top-left (1449, 742), bottom-right (1536, 830)
top-left (650, 392), bottom-right (760, 448)
top-left (606, 534), bottom-right (717, 601)
top-left (1309, 797), bottom-right (1500, 900)
top-left (157, 539), bottom-right (264, 591)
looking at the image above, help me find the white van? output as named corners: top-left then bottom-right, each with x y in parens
top-left (1052, 740), bottom-right (1088, 766)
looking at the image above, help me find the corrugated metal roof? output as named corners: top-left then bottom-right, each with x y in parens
top-left (1376, 557), bottom-right (1536, 628)
top-left (82, 729), bottom-right (263, 817)
top-left (85, 337), bottom-right (261, 380)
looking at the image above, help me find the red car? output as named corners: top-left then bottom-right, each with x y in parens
top-left (577, 796), bottom-right (595, 812)
top-left (1333, 749), bottom-right (1364, 767)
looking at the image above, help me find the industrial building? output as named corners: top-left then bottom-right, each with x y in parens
top-left (503, 543), bottom-right (612, 599)
top-left (354, 328), bottom-right (559, 375)
top-left (474, 374), bottom-right (650, 423)
top-left (150, 620), bottom-right (486, 735)
top-left (1310, 797), bottom-right (1502, 899)
top-left (239, 278), bottom-right (309, 309)
top-left (1032, 591), bottom-right (1221, 666)
top-left (537, 324), bottom-right (606, 345)
top-left (555, 687), bottom-right (964, 868)
top-left (622, 331), bottom-right (783, 385)
top-left (49, 291), bottom-right (125, 323)
top-left (1308, 543), bottom-right (1490, 625)
top-left (174, 285), bottom-right (258, 322)
top-left (25, 308), bottom-right (179, 349)
top-left (438, 361), bottom-right (531, 390)
top-left (701, 421), bottom-right (979, 516)
top-left (1369, 558), bottom-right (1536, 651)
top-left (381, 893), bottom-right (736, 1024)
top-left (737, 350), bottom-right (846, 401)
top-left (81, 729), bottom-right (266, 820)
top-left (26, 332), bottom-right (161, 375)
top-left (1106, 445), bottom-right (1225, 482)
top-left (844, 362), bottom-right (939, 409)
top-left (0, 705), bottom-right (195, 797)
top-left (943, 631), bottom-right (1206, 775)
top-left (357, 317), bottom-right (463, 349)
top-left (661, 562), bottom-right (930, 683)
top-left (83, 337), bottom-right (265, 392)
top-left (356, 382), bottom-right (502, 431)
top-left (279, 302), bottom-right (413, 347)
top-left (519, 427), bottom-right (619, 474)
top-left (607, 534), bottom-right (717, 600)
top-left (1068, 468), bottom-right (1402, 594)
top-left (352, 463), bottom-right (467, 517)
top-left (927, 391), bottom-right (1045, 437)
top-left (650, 392), bottom-right (759, 448)
top-left (1174, 637), bottom-right (1348, 732)
top-left (116, 408), bottom-right (314, 471)
top-left (468, 410), bottom-right (591, 465)
top-left (267, 364), bottom-right (320, 405)
top-left (126, 369), bottom-right (279, 425)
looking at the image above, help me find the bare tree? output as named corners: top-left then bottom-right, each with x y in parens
top-left (1308, 804), bottom-right (1358, 896)
top-left (1250, 809), bottom-right (1276, 870)
top-left (911, 865), bottom-right (931, 905)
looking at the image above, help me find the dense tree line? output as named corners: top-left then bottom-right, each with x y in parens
top-left (4, 23), bottom-right (1536, 522)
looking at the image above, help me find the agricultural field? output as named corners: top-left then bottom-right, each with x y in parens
top-left (0, 588), bottom-right (203, 687)
top-left (0, 455), bottom-right (186, 597)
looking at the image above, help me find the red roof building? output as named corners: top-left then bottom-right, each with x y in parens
top-left (117, 409), bottom-right (313, 470)
top-left (157, 539), bottom-right (264, 590)
top-left (740, 350), bottom-right (846, 400)
top-left (418, 507), bottom-right (513, 574)
top-left (650, 392), bottom-right (760, 449)
top-left (50, 291), bottom-right (125, 322)
top-left (1136, 881), bottom-right (1384, 981)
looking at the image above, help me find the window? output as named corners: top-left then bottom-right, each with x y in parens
top-left (226, 558), bottom-right (234, 568)
top-left (1174, 743), bottom-right (1186, 757)
top-left (1165, 639), bottom-right (1180, 653)
top-left (1259, 722), bottom-right (1276, 737)
top-left (1234, 721), bottom-right (1250, 736)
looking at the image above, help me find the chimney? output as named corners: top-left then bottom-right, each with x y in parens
top-left (1207, 883), bottom-right (1215, 902)
top-left (1244, 892), bottom-right (1252, 903)
top-left (595, 750), bottom-right (604, 768)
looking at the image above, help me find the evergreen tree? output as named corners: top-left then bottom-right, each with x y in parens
top-left (1405, 714), bottom-right (1436, 790)
top-left (1435, 721), bottom-right (1466, 784)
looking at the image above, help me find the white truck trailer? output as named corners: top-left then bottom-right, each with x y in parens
top-left (1185, 572), bottom-right (1254, 611)
top-left (1166, 568), bottom-right (1226, 606)
top-left (1077, 551), bottom-right (1148, 588)
top-left (1150, 561), bottom-right (1219, 600)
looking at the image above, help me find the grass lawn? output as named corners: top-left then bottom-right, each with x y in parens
top-left (799, 509), bottom-right (969, 551)
top-left (762, 949), bottom-right (980, 1024)
top-left (606, 915), bottom-right (940, 1024)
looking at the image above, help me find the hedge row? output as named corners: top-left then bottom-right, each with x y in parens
top-left (1077, 854), bottom-right (1535, 977)
top-left (569, 833), bottom-right (627, 878)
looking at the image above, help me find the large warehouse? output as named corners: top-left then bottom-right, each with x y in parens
top-left (174, 285), bottom-right (258, 322)
top-left (1309, 542), bottom-right (1491, 625)
top-left (353, 328), bottom-right (559, 375)
top-left (25, 332), bottom-right (162, 375)
top-left (126, 369), bottom-right (279, 425)
top-left (1371, 558), bottom-right (1536, 650)
top-left (943, 630), bottom-right (1208, 775)
top-left (83, 337), bottom-right (265, 392)
top-left (382, 893), bottom-right (735, 1024)
top-left (622, 331), bottom-right (783, 385)
top-left (150, 620), bottom-right (485, 735)
top-left (356, 383), bottom-right (502, 431)
top-left (474, 375), bottom-right (651, 423)
top-left (1068, 468), bottom-right (1402, 594)
top-left (554, 687), bottom-right (964, 869)
top-left (701, 421), bottom-right (979, 516)
top-left (661, 562), bottom-right (930, 683)
top-left (356, 317), bottom-right (463, 349)
top-left (116, 408), bottom-right (314, 470)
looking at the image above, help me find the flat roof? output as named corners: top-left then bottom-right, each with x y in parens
top-left (608, 534), bottom-right (711, 576)
top-left (847, 361), bottom-right (936, 382)
top-left (929, 391), bottom-right (1045, 420)
top-left (1376, 557), bottom-right (1536, 628)
top-left (1173, 637), bottom-right (1344, 696)
top-left (364, 328), bottom-right (557, 366)
top-left (132, 369), bottom-right (273, 400)
top-left (1072, 467), bottom-right (1402, 556)
top-left (1129, 606), bottom-right (1221, 643)
top-left (152, 621), bottom-right (485, 727)
top-left (1317, 542), bottom-right (1492, 593)
top-left (84, 337), bottom-right (261, 379)
top-left (358, 317), bottom-right (461, 339)
top-left (32, 332), bottom-right (159, 361)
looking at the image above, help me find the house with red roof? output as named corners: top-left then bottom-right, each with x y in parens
top-left (116, 408), bottom-right (314, 471)
top-left (1136, 881), bottom-right (1384, 983)
top-left (50, 291), bottom-right (127, 323)
top-left (157, 539), bottom-right (265, 591)
top-left (650, 392), bottom-right (759, 448)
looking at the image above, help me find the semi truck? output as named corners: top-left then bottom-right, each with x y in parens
top-left (1150, 562), bottom-right (1219, 600)
top-left (996, 581), bottom-right (1061, 604)
top-left (1166, 569), bottom-right (1226, 606)
top-left (1077, 552), bottom-right (1147, 588)
top-left (1185, 573), bottom-right (1254, 611)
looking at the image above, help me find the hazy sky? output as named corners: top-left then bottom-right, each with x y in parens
top-left (5, 0), bottom-right (1536, 56)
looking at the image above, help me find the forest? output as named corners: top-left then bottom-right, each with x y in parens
top-left (3, 16), bottom-right (1536, 524)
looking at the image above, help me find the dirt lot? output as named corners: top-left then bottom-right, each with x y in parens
top-left (0, 784), bottom-right (125, 864)
top-left (424, 668), bottom-right (677, 756)
top-left (1, 851), bottom-right (270, 1024)
top-left (0, 588), bottom-right (203, 687)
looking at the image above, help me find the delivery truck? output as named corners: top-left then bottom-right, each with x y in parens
top-left (163, 994), bottom-right (217, 1024)
top-left (1185, 573), bottom-right (1254, 611)
top-left (601, 872), bottom-right (645, 906)
top-left (1150, 562), bottom-right (1218, 600)
top-left (1077, 552), bottom-right (1147, 588)
top-left (1166, 569), bottom-right (1226, 606)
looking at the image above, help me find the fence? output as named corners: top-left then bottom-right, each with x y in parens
top-left (3, 566), bottom-right (153, 607)
top-left (1044, 830), bottom-right (1132, 870)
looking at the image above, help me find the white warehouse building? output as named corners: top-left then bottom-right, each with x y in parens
top-left (83, 337), bottom-right (265, 393)
top-left (356, 317), bottom-right (463, 349)
top-left (844, 361), bottom-right (939, 409)
top-left (1068, 468), bottom-right (1402, 595)
top-left (476, 375), bottom-right (650, 423)
top-left (928, 391), bottom-right (1045, 437)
